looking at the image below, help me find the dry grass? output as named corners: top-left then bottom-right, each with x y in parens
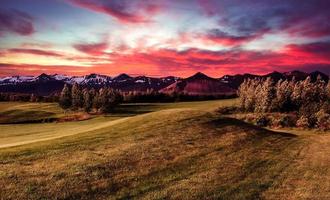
top-left (0, 99), bottom-right (329, 199)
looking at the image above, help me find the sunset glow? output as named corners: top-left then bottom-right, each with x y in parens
top-left (1, 0), bottom-right (330, 77)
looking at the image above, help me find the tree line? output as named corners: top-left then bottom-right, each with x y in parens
top-left (121, 89), bottom-right (236, 103)
top-left (0, 92), bottom-right (58, 102)
top-left (59, 83), bottom-right (122, 113)
top-left (238, 76), bottom-right (330, 129)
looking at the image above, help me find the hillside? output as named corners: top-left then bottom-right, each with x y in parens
top-left (1, 100), bottom-right (329, 199)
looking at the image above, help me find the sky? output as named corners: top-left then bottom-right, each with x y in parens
top-left (0, 0), bottom-right (330, 77)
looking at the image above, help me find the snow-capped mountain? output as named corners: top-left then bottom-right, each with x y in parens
top-left (0, 73), bottom-right (178, 95)
top-left (0, 75), bottom-right (34, 84)
top-left (68, 74), bottom-right (112, 85)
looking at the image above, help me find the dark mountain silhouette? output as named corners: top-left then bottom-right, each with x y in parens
top-left (219, 73), bottom-right (260, 89)
top-left (309, 71), bottom-right (329, 82)
top-left (264, 71), bottom-right (286, 82)
top-left (283, 70), bottom-right (309, 81)
top-left (0, 70), bottom-right (328, 96)
top-left (113, 73), bottom-right (133, 82)
top-left (161, 72), bottom-right (236, 95)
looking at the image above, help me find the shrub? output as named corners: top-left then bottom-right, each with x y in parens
top-left (279, 115), bottom-right (296, 127)
top-left (255, 115), bottom-right (270, 127)
top-left (296, 116), bottom-right (310, 128)
top-left (315, 109), bottom-right (330, 130)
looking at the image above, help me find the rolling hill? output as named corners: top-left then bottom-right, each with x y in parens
top-left (1, 100), bottom-right (329, 199)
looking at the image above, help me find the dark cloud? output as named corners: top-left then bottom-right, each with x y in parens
top-left (0, 9), bottom-right (34, 36)
top-left (198, 0), bottom-right (330, 38)
top-left (67, 0), bottom-right (161, 23)
top-left (199, 29), bottom-right (261, 46)
top-left (73, 41), bottom-right (108, 56)
top-left (286, 41), bottom-right (330, 59)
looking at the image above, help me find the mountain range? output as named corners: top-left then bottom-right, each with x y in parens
top-left (0, 70), bottom-right (328, 96)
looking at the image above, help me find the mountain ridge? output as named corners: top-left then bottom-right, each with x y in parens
top-left (0, 70), bottom-right (328, 96)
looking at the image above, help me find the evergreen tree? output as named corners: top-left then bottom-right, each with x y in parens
top-left (71, 83), bottom-right (83, 110)
top-left (93, 89), bottom-right (101, 110)
top-left (255, 77), bottom-right (275, 112)
top-left (98, 88), bottom-right (122, 113)
top-left (275, 79), bottom-right (293, 111)
top-left (238, 79), bottom-right (248, 110)
top-left (83, 88), bottom-right (94, 112)
top-left (291, 81), bottom-right (303, 109)
top-left (59, 84), bottom-right (72, 109)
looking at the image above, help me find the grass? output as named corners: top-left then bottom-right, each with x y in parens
top-left (0, 99), bottom-right (329, 199)
top-left (0, 102), bottom-right (64, 124)
top-left (0, 100), bottom-right (235, 149)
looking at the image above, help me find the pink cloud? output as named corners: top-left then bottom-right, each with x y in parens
top-left (73, 41), bottom-right (108, 56)
top-left (7, 48), bottom-right (63, 57)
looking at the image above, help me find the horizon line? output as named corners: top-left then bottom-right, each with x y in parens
top-left (1, 69), bottom-right (329, 80)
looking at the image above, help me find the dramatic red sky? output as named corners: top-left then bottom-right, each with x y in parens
top-left (0, 0), bottom-right (330, 77)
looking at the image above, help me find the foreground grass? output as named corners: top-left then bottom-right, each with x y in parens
top-left (0, 99), bottom-right (329, 199)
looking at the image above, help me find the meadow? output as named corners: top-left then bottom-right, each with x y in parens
top-left (0, 99), bottom-right (329, 199)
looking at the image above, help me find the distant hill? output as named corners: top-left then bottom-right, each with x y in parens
top-left (161, 72), bottom-right (236, 95)
top-left (0, 70), bottom-right (328, 95)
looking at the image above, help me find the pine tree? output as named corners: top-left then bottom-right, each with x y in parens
top-left (59, 84), bottom-right (72, 109)
top-left (238, 79), bottom-right (248, 110)
top-left (83, 88), bottom-right (94, 112)
top-left (71, 83), bottom-right (83, 110)
top-left (301, 76), bottom-right (314, 103)
top-left (291, 81), bottom-right (303, 109)
top-left (255, 77), bottom-right (275, 112)
top-left (275, 79), bottom-right (293, 111)
top-left (98, 88), bottom-right (122, 113)
top-left (253, 81), bottom-right (262, 112)
top-left (93, 89), bottom-right (101, 110)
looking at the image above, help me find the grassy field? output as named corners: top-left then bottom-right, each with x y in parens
top-left (0, 99), bottom-right (329, 199)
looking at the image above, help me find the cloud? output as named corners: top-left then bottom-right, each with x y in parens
top-left (20, 42), bottom-right (53, 49)
top-left (2, 45), bottom-right (330, 77)
top-left (67, 0), bottom-right (161, 23)
top-left (105, 45), bottom-right (330, 76)
top-left (6, 48), bottom-right (63, 57)
top-left (73, 41), bottom-right (108, 56)
top-left (0, 63), bottom-right (89, 76)
top-left (0, 9), bottom-right (35, 36)
top-left (197, 0), bottom-right (330, 39)
top-left (285, 41), bottom-right (330, 60)
top-left (198, 29), bottom-right (262, 46)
